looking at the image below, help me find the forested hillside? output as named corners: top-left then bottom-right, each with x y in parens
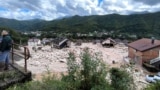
top-left (41, 12), bottom-right (160, 39)
top-left (0, 18), bottom-right (46, 31)
top-left (0, 12), bottom-right (160, 39)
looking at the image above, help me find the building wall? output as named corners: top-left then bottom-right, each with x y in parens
top-left (28, 40), bottom-right (41, 46)
top-left (128, 47), bottom-right (142, 59)
top-left (128, 46), bottom-right (160, 65)
top-left (128, 47), bottom-right (135, 58)
top-left (128, 47), bottom-right (143, 65)
top-left (142, 47), bottom-right (160, 63)
top-left (28, 42), bottom-right (36, 46)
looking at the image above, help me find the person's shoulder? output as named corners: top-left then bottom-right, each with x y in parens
top-left (5, 35), bottom-right (12, 40)
top-left (6, 35), bottom-right (11, 38)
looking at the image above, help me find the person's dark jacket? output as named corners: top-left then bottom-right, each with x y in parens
top-left (0, 35), bottom-right (12, 52)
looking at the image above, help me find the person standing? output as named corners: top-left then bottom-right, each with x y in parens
top-left (0, 30), bottom-right (12, 70)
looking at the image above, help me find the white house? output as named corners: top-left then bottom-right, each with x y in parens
top-left (28, 38), bottom-right (41, 46)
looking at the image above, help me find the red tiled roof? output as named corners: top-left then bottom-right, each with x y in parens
top-left (128, 38), bottom-right (160, 52)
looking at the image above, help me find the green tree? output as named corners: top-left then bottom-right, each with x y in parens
top-left (62, 48), bottom-right (112, 90)
top-left (110, 68), bottom-right (134, 90)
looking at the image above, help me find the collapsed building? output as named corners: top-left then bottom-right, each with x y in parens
top-left (102, 38), bottom-right (116, 47)
top-left (52, 38), bottom-right (70, 49)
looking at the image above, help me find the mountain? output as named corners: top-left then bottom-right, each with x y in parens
top-left (41, 12), bottom-right (160, 38)
top-left (0, 18), bottom-right (47, 31)
top-left (0, 12), bottom-right (160, 38)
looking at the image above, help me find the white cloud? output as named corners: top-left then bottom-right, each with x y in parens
top-left (0, 0), bottom-right (160, 21)
top-left (134, 0), bottom-right (160, 5)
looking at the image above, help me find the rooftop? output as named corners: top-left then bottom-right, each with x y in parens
top-left (128, 38), bottom-right (160, 51)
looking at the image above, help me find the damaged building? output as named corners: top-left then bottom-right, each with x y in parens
top-left (102, 38), bottom-right (116, 47)
top-left (52, 38), bottom-right (71, 49)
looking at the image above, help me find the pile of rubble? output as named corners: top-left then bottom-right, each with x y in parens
top-left (121, 64), bottom-right (149, 90)
top-left (16, 42), bottom-right (128, 80)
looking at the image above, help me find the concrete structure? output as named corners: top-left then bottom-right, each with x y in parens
top-left (42, 38), bottom-right (53, 45)
top-left (28, 38), bottom-right (41, 46)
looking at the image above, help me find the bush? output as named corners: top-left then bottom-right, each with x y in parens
top-left (110, 68), bottom-right (134, 90)
top-left (144, 81), bottom-right (160, 90)
top-left (62, 48), bottom-right (112, 90)
top-left (7, 75), bottom-right (68, 90)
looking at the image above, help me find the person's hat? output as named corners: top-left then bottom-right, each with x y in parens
top-left (1, 30), bottom-right (8, 36)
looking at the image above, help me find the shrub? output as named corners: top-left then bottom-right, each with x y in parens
top-left (62, 48), bottom-right (112, 90)
top-left (144, 81), bottom-right (160, 90)
top-left (110, 68), bottom-right (134, 90)
top-left (7, 75), bottom-right (68, 90)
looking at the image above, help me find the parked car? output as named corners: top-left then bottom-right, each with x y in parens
top-left (145, 75), bottom-right (160, 83)
top-left (157, 72), bottom-right (160, 76)
top-left (154, 75), bottom-right (160, 80)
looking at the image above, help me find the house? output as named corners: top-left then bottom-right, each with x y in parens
top-left (102, 38), bottom-right (116, 47)
top-left (128, 38), bottom-right (160, 69)
top-left (28, 38), bottom-right (41, 46)
top-left (42, 38), bottom-right (53, 45)
top-left (52, 38), bottom-right (70, 49)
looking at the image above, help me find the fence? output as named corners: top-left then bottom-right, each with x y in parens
top-left (11, 43), bottom-right (30, 72)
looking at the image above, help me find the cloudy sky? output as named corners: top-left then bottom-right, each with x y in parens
top-left (0, 0), bottom-right (160, 21)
